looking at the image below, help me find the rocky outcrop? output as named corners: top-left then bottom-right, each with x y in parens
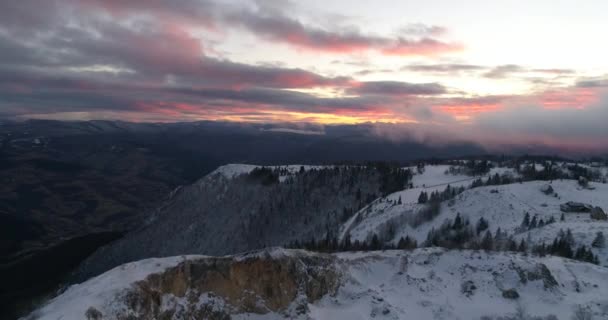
top-left (540, 184), bottom-right (554, 195)
top-left (502, 288), bottom-right (519, 299)
top-left (113, 250), bottom-right (339, 319)
top-left (591, 207), bottom-right (607, 220)
top-left (560, 201), bottom-right (593, 213)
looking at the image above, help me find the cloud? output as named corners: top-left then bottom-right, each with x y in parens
top-left (348, 81), bottom-right (447, 96)
top-left (472, 90), bottom-right (608, 150)
top-left (483, 64), bottom-right (526, 79)
top-left (483, 65), bottom-right (577, 79)
top-left (403, 63), bottom-right (485, 73)
top-left (73, 0), bottom-right (461, 57)
top-left (0, 0), bottom-right (607, 154)
top-left (576, 77), bottom-right (608, 88)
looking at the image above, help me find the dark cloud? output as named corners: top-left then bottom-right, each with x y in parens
top-left (73, 0), bottom-right (460, 56)
top-left (576, 77), bottom-right (608, 88)
top-left (348, 81), bottom-right (446, 96)
top-left (483, 64), bottom-right (525, 79)
top-left (483, 65), bottom-right (576, 79)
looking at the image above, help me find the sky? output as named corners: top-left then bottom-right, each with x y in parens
top-left (1, 0), bottom-right (607, 151)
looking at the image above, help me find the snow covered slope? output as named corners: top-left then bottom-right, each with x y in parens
top-left (26, 248), bottom-right (608, 320)
top-left (340, 174), bottom-right (608, 264)
top-left (340, 165), bottom-right (517, 241)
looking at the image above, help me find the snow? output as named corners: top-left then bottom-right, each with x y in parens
top-left (27, 249), bottom-right (608, 320)
top-left (210, 163), bottom-right (333, 181)
top-left (341, 171), bottom-right (608, 265)
top-left (210, 164), bottom-right (260, 179)
top-left (340, 165), bottom-right (517, 241)
top-left (27, 163), bottom-right (608, 320)
top-left (26, 255), bottom-right (204, 320)
top-left (315, 249), bottom-right (608, 320)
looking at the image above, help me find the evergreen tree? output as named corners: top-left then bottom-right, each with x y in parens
top-left (521, 212), bottom-right (530, 228)
top-left (481, 230), bottom-right (494, 250)
top-left (592, 231), bottom-right (605, 248)
top-left (560, 212), bottom-right (565, 221)
top-left (370, 234), bottom-right (381, 250)
top-left (518, 239), bottom-right (527, 252)
top-left (529, 215), bottom-right (538, 229)
top-left (417, 191), bottom-right (428, 204)
top-left (476, 217), bottom-right (489, 235)
top-left (453, 213), bottom-right (463, 230)
top-left (507, 238), bottom-right (518, 251)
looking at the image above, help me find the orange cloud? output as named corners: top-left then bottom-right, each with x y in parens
top-left (435, 104), bottom-right (502, 120)
top-left (539, 88), bottom-right (598, 110)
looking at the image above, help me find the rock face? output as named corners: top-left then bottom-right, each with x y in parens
top-left (591, 207), bottom-right (608, 220)
top-left (560, 201), bottom-right (593, 213)
top-left (121, 251), bottom-right (339, 319)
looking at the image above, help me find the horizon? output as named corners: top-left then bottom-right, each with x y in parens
top-left (1, 1), bottom-right (607, 152)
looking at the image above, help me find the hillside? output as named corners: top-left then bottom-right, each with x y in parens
top-left (339, 164), bottom-right (608, 265)
top-left (70, 164), bottom-right (410, 283)
top-left (27, 248), bottom-right (608, 320)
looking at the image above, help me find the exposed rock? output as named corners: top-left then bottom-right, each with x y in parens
top-left (116, 249), bottom-right (339, 319)
top-left (591, 207), bottom-right (607, 220)
top-left (461, 280), bottom-right (477, 297)
top-left (540, 184), bottom-right (554, 195)
top-left (85, 307), bottom-right (103, 320)
top-left (502, 289), bottom-right (519, 299)
top-left (527, 264), bottom-right (559, 289)
top-left (560, 201), bottom-right (593, 213)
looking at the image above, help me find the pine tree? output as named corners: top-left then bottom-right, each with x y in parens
top-left (507, 238), bottom-right (518, 251)
top-left (529, 215), bottom-right (538, 229)
top-left (370, 234), bottom-right (381, 251)
top-left (521, 212), bottom-right (530, 228)
top-left (417, 191), bottom-right (428, 204)
top-left (592, 231), bottom-right (605, 248)
top-left (481, 230), bottom-right (494, 251)
top-left (518, 239), bottom-right (527, 252)
top-left (398, 196), bottom-right (402, 205)
top-left (565, 229), bottom-right (575, 246)
top-left (560, 212), bottom-right (565, 221)
top-left (476, 217), bottom-right (489, 235)
top-left (453, 213), bottom-right (463, 230)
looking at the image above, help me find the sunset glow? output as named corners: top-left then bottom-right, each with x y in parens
top-left (1, 0), bottom-right (607, 149)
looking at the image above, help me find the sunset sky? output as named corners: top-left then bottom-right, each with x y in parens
top-left (1, 0), bottom-right (607, 150)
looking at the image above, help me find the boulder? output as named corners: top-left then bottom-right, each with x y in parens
top-left (591, 207), bottom-right (607, 220)
top-left (502, 288), bottom-right (519, 299)
top-left (540, 184), bottom-right (554, 195)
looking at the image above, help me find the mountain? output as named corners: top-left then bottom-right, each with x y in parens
top-left (27, 248), bottom-right (608, 320)
top-left (0, 120), bottom-right (488, 319)
top-left (70, 164), bottom-right (411, 283)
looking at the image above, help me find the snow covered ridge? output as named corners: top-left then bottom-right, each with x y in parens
top-left (26, 248), bottom-right (608, 320)
top-left (209, 163), bottom-right (334, 181)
